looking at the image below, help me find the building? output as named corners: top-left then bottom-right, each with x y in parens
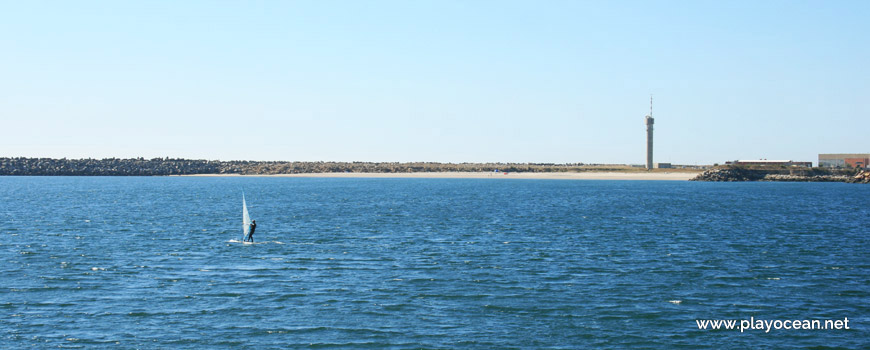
top-left (819, 154), bottom-right (870, 168)
top-left (645, 97), bottom-right (654, 170)
top-left (725, 160), bottom-right (812, 167)
top-left (655, 163), bottom-right (672, 169)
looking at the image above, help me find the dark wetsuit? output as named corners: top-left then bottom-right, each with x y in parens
top-left (247, 222), bottom-right (257, 242)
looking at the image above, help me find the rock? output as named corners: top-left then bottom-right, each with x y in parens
top-left (693, 166), bottom-right (862, 183)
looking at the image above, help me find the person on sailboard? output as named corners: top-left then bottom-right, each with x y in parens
top-left (246, 220), bottom-right (257, 242)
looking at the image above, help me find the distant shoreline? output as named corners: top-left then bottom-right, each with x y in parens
top-left (0, 157), bottom-right (709, 177)
top-left (183, 171), bottom-right (700, 181)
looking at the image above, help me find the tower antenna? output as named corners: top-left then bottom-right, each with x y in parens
top-left (650, 95), bottom-right (653, 117)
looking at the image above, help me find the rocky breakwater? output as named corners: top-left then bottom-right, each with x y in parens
top-left (691, 166), bottom-right (860, 183)
top-left (760, 174), bottom-right (851, 182)
top-left (690, 167), bottom-right (763, 182)
top-left (847, 170), bottom-right (870, 184)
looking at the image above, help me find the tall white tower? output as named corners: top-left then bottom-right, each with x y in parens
top-left (645, 96), bottom-right (654, 170)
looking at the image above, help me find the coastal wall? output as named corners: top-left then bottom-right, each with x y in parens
top-left (691, 166), bottom-right (866, 183)
top-left (0, 158), bottom-right (220, 176)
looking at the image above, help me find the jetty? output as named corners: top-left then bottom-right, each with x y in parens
top-left (691, 166), bottom-right (865, 183)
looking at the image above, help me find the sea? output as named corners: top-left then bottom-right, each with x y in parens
top-left (1, 176), bottom-right (867, 349)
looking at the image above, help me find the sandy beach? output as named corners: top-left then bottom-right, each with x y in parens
top-left (187, 171), bottom-right (700, 181)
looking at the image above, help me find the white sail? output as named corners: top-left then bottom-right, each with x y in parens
top-left (242, 193), bottom-right (251, 240)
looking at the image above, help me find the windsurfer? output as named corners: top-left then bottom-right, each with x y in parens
top-left (246, 220), bottom-right (257, 242)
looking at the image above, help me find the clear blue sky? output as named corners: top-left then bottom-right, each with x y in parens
top-left (2, 1), bottom-right (868, 164)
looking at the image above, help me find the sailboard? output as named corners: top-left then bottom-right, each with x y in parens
top-left (242, 193), bottom-right (251, 242)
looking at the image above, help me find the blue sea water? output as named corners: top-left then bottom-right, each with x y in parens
top-left (1, 176), bottom-right (867, 349)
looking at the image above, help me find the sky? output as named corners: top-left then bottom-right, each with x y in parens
top-left (1, 1), bottom-right (868, 164)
